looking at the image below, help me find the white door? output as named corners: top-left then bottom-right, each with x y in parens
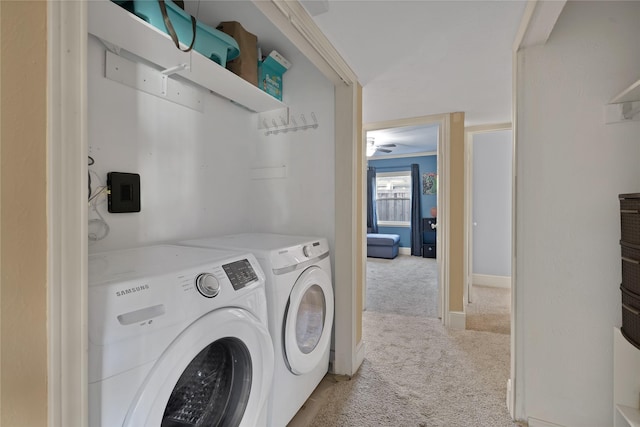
top-left (283, 266), bottom-right (334, 375)
top-left (124, 308), bottom-right (274, 427)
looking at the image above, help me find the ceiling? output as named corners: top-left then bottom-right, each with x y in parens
top-left (303, 0), bottom-right (527, 156)
top-left (366, 123), bottom-right (439, 157)
top-left (188, 1), bottom-right (528, 158)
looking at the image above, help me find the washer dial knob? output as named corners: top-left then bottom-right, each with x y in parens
top-left (196, 273), bottom-right (220, 298)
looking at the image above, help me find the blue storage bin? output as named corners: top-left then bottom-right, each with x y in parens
top-left (113, 0), bottom-right (240, 66)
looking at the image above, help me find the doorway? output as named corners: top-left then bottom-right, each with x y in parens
top-left (364, 114), bottom-right (450, 322)
top-left (464, 124), bottom-right (512, 335)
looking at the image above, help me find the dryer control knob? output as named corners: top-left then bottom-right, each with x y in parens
top-left (196, 273), bottom-right (220, 298)
top-left (303, 245), bottom-right (320, 258)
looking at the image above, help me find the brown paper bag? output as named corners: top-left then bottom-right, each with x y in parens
top-left (216, 21), bottom-right (258, 86)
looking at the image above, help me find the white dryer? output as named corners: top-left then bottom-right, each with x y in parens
top-left (88, 244), bottom-right (274, 427)
top-left (179, 233), bottom-right (334, 427)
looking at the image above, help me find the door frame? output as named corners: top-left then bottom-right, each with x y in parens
top-left (464, 123), bottom-right (512, 305)
top-left (363, 114), bottom-right (450, 324)
top-left (48, 1), bottom-right (89, 426)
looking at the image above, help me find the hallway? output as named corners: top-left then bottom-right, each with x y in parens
top-left (289, 256), bottom-right (518, 426)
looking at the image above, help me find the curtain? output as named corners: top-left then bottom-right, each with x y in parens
top-left (367, 167), bottom-right (378, 234)
top-left (410, 163), bottom-right (422, 256)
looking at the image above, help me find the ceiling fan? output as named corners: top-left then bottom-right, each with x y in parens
top-left (367, 137), bottom-right (396, 155)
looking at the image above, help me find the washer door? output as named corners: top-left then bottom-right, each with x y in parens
top-left (283, 266), bottom-right (334, 375)
top-left (124, 308), bottom-right (274, 427)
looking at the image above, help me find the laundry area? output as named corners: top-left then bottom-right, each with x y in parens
top-left (87, 1), bottom-right (338, 426)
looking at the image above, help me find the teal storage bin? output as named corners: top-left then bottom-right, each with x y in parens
top-left (113, 0), bottom-right (239, 66)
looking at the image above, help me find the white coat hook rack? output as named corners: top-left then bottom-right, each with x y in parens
top-left (280, 116), bottom-right (289, 133)
top-left (264, 112), bottom-right (320, 136)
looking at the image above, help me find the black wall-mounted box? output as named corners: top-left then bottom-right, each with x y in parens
top-left (107, 172), bottom-right (141, 213)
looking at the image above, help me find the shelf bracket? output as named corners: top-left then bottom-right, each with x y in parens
top-left (623, 102), bottom-right (640, 120)
top-left (605, 101), bottom-right (640, 124)
top-left (161, 63), bottom-right (190, 76)
top-left (105, 51), bottom-right (203, 112)
top-left (98, 37), bottom-right (121, 56)
top-left (160, 63), bottom-right (190, 98)
top-left (607, 78), bottom-right (640, 124)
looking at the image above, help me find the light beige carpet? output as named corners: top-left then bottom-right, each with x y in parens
top-left (465, 285), bottom-right (511, 335)
top-left (289, 255), bottom-right (518, 427)
top-left (365, 255), bottom-right (439, 318)
top-left (303, 312), bottom-right (519, 427)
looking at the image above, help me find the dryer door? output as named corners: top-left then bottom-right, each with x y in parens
top-left (283, 266), bottom-right (334, 375)
top-left (124, 308), bottom-right (274, 427)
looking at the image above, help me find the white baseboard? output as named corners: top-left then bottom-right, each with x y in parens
top-left (528, 417), bottom-right (566, 427)
top-left (448, 311), bottom-right (466, 330)
top-left (399, 247), bottom-right (411, 255)
top-left (353, 341), bottom-right (365, 374)
top-left (506, 379), bottom-right (513, 417)
top-left (472, 273), bottom-right (511, 289)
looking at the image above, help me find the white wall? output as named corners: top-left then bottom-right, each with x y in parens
top-left (250, 50), bottom-right (336, 250)
top-left (472, 129), bottom-right (512, 277)
top-left (87, 35), bottom-right (335, 254)
top-left (516, 2), bottom-right (640, 426)
top-left (87, 35), bottom-right (254, 252)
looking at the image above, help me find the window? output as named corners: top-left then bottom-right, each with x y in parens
top-left (376, 171), bottom-right (411, 226)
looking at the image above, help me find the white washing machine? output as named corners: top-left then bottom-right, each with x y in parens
top-left (88, 244), bottom-right (274, 427)
top-left (179, 233), bottom-right (334, 427)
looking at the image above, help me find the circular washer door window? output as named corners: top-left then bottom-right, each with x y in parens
top-left (284, 266), bottom-right (334, 375)
top-left (161, 337), bottom-right (252, 427)
top-left (295, 284), bottom-right (325, 354)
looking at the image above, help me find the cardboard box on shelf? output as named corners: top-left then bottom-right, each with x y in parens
top-left (259, 50), bottom-right (291, 101)
top-left (217, 21), bottom-right (258, 86)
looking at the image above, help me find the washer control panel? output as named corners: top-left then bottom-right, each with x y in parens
top-left (88, 246), bottom-right (267, 385)
top-left (222, 259), bottom-right (259, 291)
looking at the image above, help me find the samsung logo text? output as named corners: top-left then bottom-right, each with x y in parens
top-left (116, 284), bottom-right (149, 297)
